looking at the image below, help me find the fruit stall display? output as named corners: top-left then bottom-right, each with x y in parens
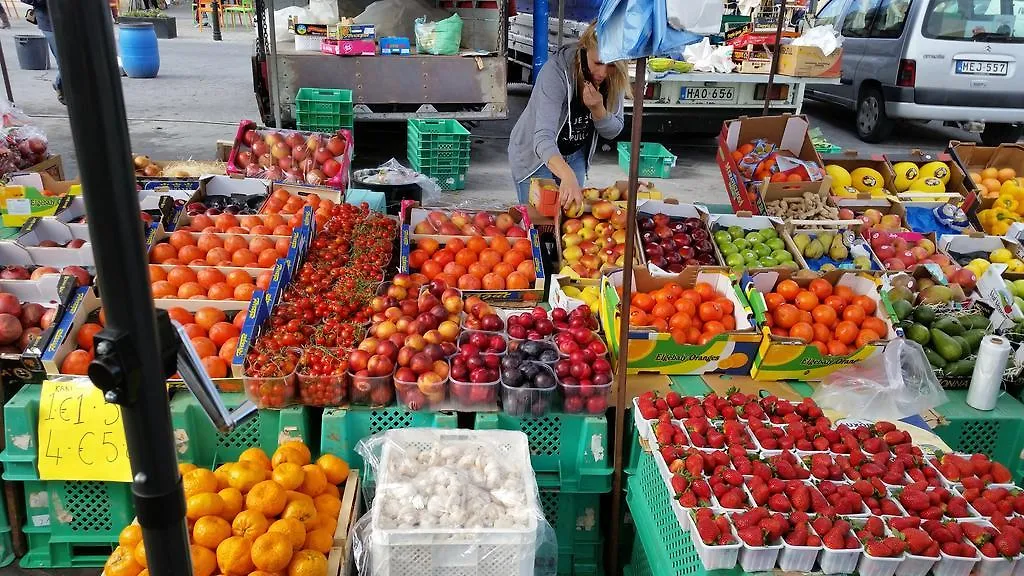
top-left (227, 121), bottom-right (352, 189)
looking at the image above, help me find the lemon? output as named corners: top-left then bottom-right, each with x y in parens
top-left (1008, 259), bottom-right (1024, 273)
top-left (562, 286), bottom-right (581, 298)
top-left (990, 248), bottom-right (1013, 264)
top-left (969, 258), bottom-right (992, 274)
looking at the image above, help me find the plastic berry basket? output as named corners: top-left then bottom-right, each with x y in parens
top-left (689, 510), bottom-right (741, 570)
top-left (893, 532), bottom-right (940, 576)
top-left (394, 375), bottom-right (448, 411)
top-left (296, 347), bottom-right (349, 407)
top-left (852, 518), bottom-right (905, 576)
top-left (973, 520), bottom-right (1018, 576)
top-left (730, 513), bottom-right (783, 572)
top-left (557, 375), bottom-right (610, 415)
top-left (778, 524), bottom-right (822, 572)
top-left (449, 376), bottom-right (499, 411)
top-left (819, 532), bottom-right (864, 575)
top-left (349, 368), bottom-right (396, 407)
top-left (507, 339), bottom-right (560, 365)
top-left (499, 363), bottom-right (557, 417)
top-left (243, 347), bottom-right (300, 409)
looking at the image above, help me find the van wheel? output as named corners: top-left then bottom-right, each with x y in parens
top-left (856, 88), bottom-right (894, 143)
top-left (981, 123), bottom-right (1023, 146)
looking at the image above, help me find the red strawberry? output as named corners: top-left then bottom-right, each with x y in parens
top-left (980, 542), bottom-right (998, 557)
top-left (823, 527), bottom-right (847, 550)
top-left (670, 474), bottom-right (689, 496)
top-left (852, 479), bottom-right (874, 497)
top-left (791, 486), bottom-right (810, 512)
top-left (880, 499), bottom-right (901, 515)
top-left (866, 541), bottom-right (890, 557)
top-left (665, 392), bottom-right (682, 407)
top-left (962, 523), bottom-right (992, 547)
top-left (768, 493), bottom-right (791, 513)
top-left (995, 533), bottom-right (1022, 558)
top-left (685, 454), bottom-right (703, 478)
top-left (762, 515), bottom-right (788, 540)
top-left (992, 462), bottom-right (1013, 484)
top-left (899, 489), bottom-right (929, 513)
top-left (786, 525), bottom-right (808, 546)
top-left (903, 528), bottom-right (934, 556)
top-left (884, 537), bottom-right (906, 555)
top-left (722, 468), bottom-right (743, 487)
top-left (865, 516), bottom-right (885, 538)
top-left (889, 517), bottom-right (921, 531)
top-left (946, 497), bottom-right (970, 518)
top-left (813, 516), bottom-right (833, 536)
top-left (738, 526), bottom-right (764, 546)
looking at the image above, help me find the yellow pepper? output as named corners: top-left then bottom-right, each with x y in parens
top-left (994, 220), bottom-right (1012, 235)
top-left (1011, 186), bottom-right (1024, 207)
top-left (979, 208), bottom-right (995, 228)
top-left (996, 194), bottom-right (1019, 213)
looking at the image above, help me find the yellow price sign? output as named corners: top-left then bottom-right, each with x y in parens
top-left (37, 379), bottom-right (132, 482)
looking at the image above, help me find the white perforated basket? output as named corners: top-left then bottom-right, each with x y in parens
top-left (368, 428), bottom-right (540, 576)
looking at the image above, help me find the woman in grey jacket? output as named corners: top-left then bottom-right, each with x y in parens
top-left (508, 23), bottom-right (627, 208)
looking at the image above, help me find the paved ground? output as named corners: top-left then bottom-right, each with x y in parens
top-left (5, 3), bottom-right (988, 211)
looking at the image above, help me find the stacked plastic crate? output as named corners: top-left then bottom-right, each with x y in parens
top-left (407, 119), bottom-right (472, 191)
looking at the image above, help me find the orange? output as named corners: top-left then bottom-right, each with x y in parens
top-left (490, 235), bottom-right (511, 254)
top-left (789, 322), bottom-right (814, 344)
top-left (228, 460), bottom-right (267, 493)
top-left (861, 316), bottom-right (888, 337)
top-left (232, 509), bottom-right (270, 541)
top-left (466, 236), bottom-right (488, 253)
top-left (119, 524), bottom-right (143, 548)
top-left (842, 305), bottom-right (866, 326)
top-left (811, 305), bottom-right (837, 328)
top-left (824, 295), bottom-right (847, 314)
top-left (321, 484), bottom-right (341, 499)
top-left (808, 278), bottom-right (833, 300)
top-left (314, 515), bottom-right (338, 537)
top-left (239, 447), bottom-right (273, 471)
top-left (183, 468), bottom-right (219, 498)
top-left (134, 539), bottom-right (149, 568)
top-left (105, 546), bottom-right (144, 576)
top-left (764, 292), bottom-right (785, 312)
top-left (313, 493), bottom-right (342, 522)
top-left (833, 285), bottom-right (855, 303)
top-left (274, 442), bottom-right (312, 467)
top-left (282, 498), bottom-right (319, 529)
top-left (698, 301), bottom-right (723, 322)
top-left (506, 271), bottom-right (530, 289)
top-left (214, 463), bottom-right (234, 490)
top-left (776, 280), bottom-right (801, 302)
top-left (269, 518), bottom-right (308, 549)
top-left (273, 462), bottom-right (306, 491)
top-left (794, 291), bottom-right (819, 312)
top-left (810, 341), bottom-right (829, 356)
top-left (304, 529), bottom-right (333, 554)
top-left (855, 328), bottom-right (882, 349)
top-left (851, 295), bottom-right (876, 315)
top-left (298, 464), bottom-right (328, 497)
top-left (194, 515), bottom-right (233, 549)
top-left (191, 544), bottom-right (217, 576)
top-left (827, 340), bottom-right (850, 356)
top-left (288, 549), bottom-right (328, 576)
top-left (187, 492), bottom-right (226, 520)
top-left (694, 282), bottom-right (716, 302)
top-left (316, 454), bottom-right (350, 485)
top-left (247, 480), bottom-right (288, 517)
top-left (774, 304), bottom-right (801, 329)
top-left (834, 320), bottom-right (860, 345)
top-left (217, 536), bottom-right (255, 576)
top-left (251, 531), bottom-right (294, 572)
top-left (178, 462), bottom-right (198, 475)
top-left (812, 322), bottom-right (832, 343)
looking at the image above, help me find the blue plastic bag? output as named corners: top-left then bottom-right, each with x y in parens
top-left (596, 0), bottom-right (703, 63)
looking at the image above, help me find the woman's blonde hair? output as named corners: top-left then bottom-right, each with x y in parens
top-left (573, 22), bottom-right (628, 113)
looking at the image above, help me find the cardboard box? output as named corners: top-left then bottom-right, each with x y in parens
top-left (948, 140), bottom-right (1024, 229)
top-left (262, 182), bottom-right (343, 214)
top-left (1, 273), bottom-right (79, 388)
top-left (41, 285), bottom-right (101, 376)
top-left (939, 233), bottom-right (1024, 280)
top-left (151, 259), bottom-right (288, 312)
top-left (17, 218), bottom-right (94, 267)
top-left (547, 274), bottom-right (601, 315)
top-left (785, 220), bottom-right (887, 273)
top-left (400, 203), bottom-right (532, 241)
top-left (0, 175), bottom-right (70, 227)
top-left (398, 224), bottom-right (546, 306)
top-left (528, 179), bottom-right (559, 218)
top-left (175, 175), bottom-right (271, 230)
top-left (328, 23), bottom-right (375, 39)
top-left (883, 150), bottom-right (973, 205)
top-left (600, 266), bottom-right (761, 375)
top-left (778, 45), bottom-right (842, 78)
top-left (49, 191), bottom-right (176, 234)
top-left (530, 178), bottom-right (663, 220)
top-left (736, 52), bottom-right (773, 74)
top-left (554, 198), bottom-right (638, 278)
top-left (26, 154), bottom-right (64, 181)
top-left (634, 200), bottom-right (723, 270)
top-left (822, 150), bottom-right (898, 197)
top-left (709, 212), bottom-right (807, 274)
top-left (746, 270), bottom-right (894, 380)
top-left (718, 115), bottom-right (827, 215)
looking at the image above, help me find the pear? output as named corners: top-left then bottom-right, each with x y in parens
top-left (792, 233), bottom-right (811, 252)
top-left (804, 239), bottom-right (825, 259)
top-left (829, 235), bottom-right (849, 261)
top-left (853, 256), bottom-right (871, 270)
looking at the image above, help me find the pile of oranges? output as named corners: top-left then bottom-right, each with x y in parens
top-left (150, 263), bottom-right (272, 303)
top-left (104, 440), bottom-right (349, 576)
top-left (625, 282), bottom-right (736, 346)
top-left (151, 230), bottom-right (292, 270)
top-left (970, 166), bottom-right (1018, 200)
top-left (763, 278), bottom-right (889, 355)
top-left (187, 212), bottom-right (298, 237)
top-left (261, 189), bottom-right (336, 230)
top-left (407, 235), bottom-right (537, 291)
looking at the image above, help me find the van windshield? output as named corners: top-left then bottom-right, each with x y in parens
top-left (922, 0), bottom-right (1024, 42)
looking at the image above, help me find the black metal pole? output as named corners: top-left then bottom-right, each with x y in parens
top-left (763, 0), bottom-right (787, 115)
top-left (609, 55), bottom-right (646, 575)
top-left (48, 2), bottom-right (192, 576)
top-left (211, 0), bottom-right (223, 41)
top-left (0, 41), bottom-right (13, 103)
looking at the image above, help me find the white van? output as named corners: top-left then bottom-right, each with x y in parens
top-left (805, 0), bottom-right (1024, 144)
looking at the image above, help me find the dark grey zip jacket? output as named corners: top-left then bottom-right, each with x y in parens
top-left (508, 44), bottom-right (625, 184)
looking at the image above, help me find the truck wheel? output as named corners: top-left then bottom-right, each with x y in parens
top-left (856, 88), bottom-right (893, 143)
top-left (981, 123), bottom-right (1023, 146)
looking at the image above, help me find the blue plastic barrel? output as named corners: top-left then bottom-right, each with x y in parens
top-left (119, 23), bottom-right (160, 78)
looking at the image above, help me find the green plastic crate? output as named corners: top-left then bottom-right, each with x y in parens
top-left (320, 406), bottom-right (457, 472)
top-left (19, 529), bottom-right (116, 569)
top-left (170, 392), bottom-right (313, 468)
top-left (407, 118), bottom-right (472, 168)
top-left (417, 166), bottom-right (468, 191)
top-left (617, 142), bottom-right (676, 179)
top-left (627, 450), bottom-right (740, 576)
top-left (295, 87), bottom-right (353, 132)
top-left (474, 412), bottom-right (613, 491)
top-left (557, 539), bottom-right (603, 575)
top-left (932, 390), bottom-right (1024, 482)
top-left (0, 384), bottom-right (43, 480)
top-left (625, 532), bottom-right (653, 576)
top-left (540, 490), bottom-right (601, 557)
top-left (0, 487), bottom-right (12, 568)
top-left (407, 137), bottom-right (471, 170)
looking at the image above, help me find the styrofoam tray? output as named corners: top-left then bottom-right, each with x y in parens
top-left (779, 534), bottom-right (822, 572)
top-left (820, 541), bottom-right (864, 574)
top-left (896, 551), bottom-right (939, 576)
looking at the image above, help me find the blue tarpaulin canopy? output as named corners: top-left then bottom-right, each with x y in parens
top-left (596, 0), bottom-right (703, 63)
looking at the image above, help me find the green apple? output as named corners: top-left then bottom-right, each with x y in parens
top-left (767, 237), bottom-right (785, 251)
top-left (761, 227), bottom-right (779, 240)
top-left (727, 226), bottom-right (745, 240)
top-left (772, 249), bottom-right (794, 262)
top-left (714, 230), bottom-right (732, 245)
top-left (745, 231), bottom-right (764, 244)
top-left (759, 256), bottom-right (779, 267)
top-left (1012, 279), bottom-right (1024, 298)
top-left (719, 242), bottom-right (739, 256)
top-left (726, 253), bottom-right (745, 267)
top-left (1016, 296), bottom-right (1024, 311)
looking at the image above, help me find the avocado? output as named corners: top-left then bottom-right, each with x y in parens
top-left (913, 307), bottom-right (936, 326)
top-left (924, 348), bottom-right (947, 368)
top-left (905, 323), bottom-right (931, 346)
top-left (944, 358), bottom-right (976, 378)
top-left (891, 299), bottom-right (913, 322)
top-left (958, 314), bottom-right (990, 331)
top-left (933, 317), bottom-right (965, 336)
top-left (962, 329), bottom-right (986, 354)
top-left (931, 328), bottom-right (964, 362)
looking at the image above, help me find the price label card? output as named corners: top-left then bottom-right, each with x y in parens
top-left (37, 379), bottom-right (131, 482)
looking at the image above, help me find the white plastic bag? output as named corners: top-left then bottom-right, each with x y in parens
top-left (790, 24), bottom-right (843, 56)
top-left (666, 0), bottom-right (724, 34)
top-left (682, 37), bottom-right (735, 73)
top-left (813, 339), bottom-right (948, 421)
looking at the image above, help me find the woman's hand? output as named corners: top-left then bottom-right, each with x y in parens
top-left (559, 173), bottom-right (583, 210)
top-left (582, 82), bottom-right (606, 120)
